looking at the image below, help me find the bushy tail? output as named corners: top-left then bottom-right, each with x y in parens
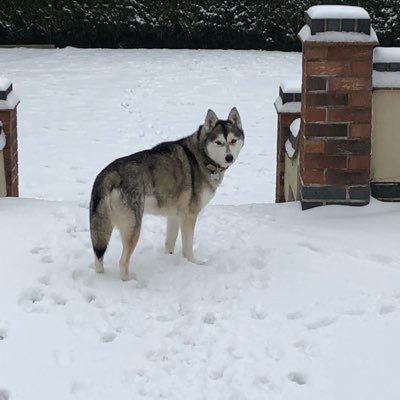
top-left (89, 171), bottom-right (120, 261)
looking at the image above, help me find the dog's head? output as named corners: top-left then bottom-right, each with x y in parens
top-left (201, 107), bottom-right (244, 169)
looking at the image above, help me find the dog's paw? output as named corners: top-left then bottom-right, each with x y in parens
top-left (164, 245), bottom-right (175, 255)
top-left (187, 256), bottom-right (207, 265)
top-left (94, 259), bottom-right (104, 273)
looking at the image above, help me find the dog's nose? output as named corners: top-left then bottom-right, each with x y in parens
top-left (225, 154), bottom-right (234, 163)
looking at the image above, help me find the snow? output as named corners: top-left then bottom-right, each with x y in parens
top-left (285, 139), bottom-right (295, 158)
top-left (1, 48), bottom-right (400, 400)
top-left (280, 80), bottom-right (301, 94)
top-left (0, 76), bottom-right (19, 110)
top-left (0, 77), bottom-right (11, 91)
top-left (289, 118), bottom-right (301, 138)
top-left (298, 25), bottom-right (378, 43)
top-left (0, 122), bottom-right (5, 151)
top-left (274, 96), bottom-right (301, 113)
top-left (306, 5), bottom-right (370, 20)
top-left (374, 47), bottom-right (400, 63)
top-left (0, 133), bottom-right (5, 151)
top-left (0, 47), bottom-right (301, 204)
top-left (373, 71), bottom-right (400, 88)
top-left (0, 90), bottom-right (20, 110)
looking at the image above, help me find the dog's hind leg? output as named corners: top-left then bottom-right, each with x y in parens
top-left (165, 216), bottom-right (180, 254)
top-left (118, 222), bottom-right (141, 281)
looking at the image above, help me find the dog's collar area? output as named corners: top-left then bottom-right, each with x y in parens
top-left (203, 151), bottom-right (228, 174)
top-left (205, 162), bottom-right (227, 174)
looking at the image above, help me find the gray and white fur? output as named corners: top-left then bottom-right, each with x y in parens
top-left (89, 107), bottom-right (244, 280)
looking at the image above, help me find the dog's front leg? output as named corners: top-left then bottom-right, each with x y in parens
top-left (180, 213), bottom-right (205, 265)
top-left (165, 216), bottom-right (179, 254)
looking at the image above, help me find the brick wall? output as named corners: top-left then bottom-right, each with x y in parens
top-left (299, 41), bottom-right (376, 209)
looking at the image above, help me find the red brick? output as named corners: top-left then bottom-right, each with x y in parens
top-left (306, 92), bottom-right (348, 107)
top-left (305, 123), bottom-right (348, 137)
top-left (306, 61), bottom-right (350, 76)
top-left (348, 155), bottom-right (371, 169)
top-left (301, 169), bottom-right (325, 184)
top-left (326, 169), bottom-right (370, 185)
top-left (304, 45), bottom-right (329, 60)
top-left (327, 46), bottom-right (374, 61)
top-left (0, 111), bottom-right (11, 121)
top-left (304, 139), bottom-right (325, 154)
top-left (303, 108), bottom-right (326, 122)
top-left (326, 139), bottom-right (370, 155)
top-left (328, 108), bottom-right (371, 123)
top-left (279, 113), bottom-right (301, 126)
top-left (306, 76), bottom-right (327, 91)
top-left (303, 155), bottom-right (347, 169)
top-left (349, 124), bottom-right (371, 138)
top-left (351, 61), bottom-right (373, 76)
top-left (329, 77), bottom-right (372, 91)
top-left (349, 91), bottom-right (372, 107)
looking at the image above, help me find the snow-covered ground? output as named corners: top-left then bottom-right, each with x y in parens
top-left (1, 48), bottom-right (400, 400)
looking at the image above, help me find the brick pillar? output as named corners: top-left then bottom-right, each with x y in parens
top-left (274, 83), bottom-right (301, 202)
top-left (0, 80), bottom-right (20, 197)
top-left (299, 6), bottom-right (378, 210)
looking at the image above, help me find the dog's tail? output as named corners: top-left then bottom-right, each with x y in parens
top-left (89, 170), bottom-right (121, 263)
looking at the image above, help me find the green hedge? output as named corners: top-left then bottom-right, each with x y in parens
top-left (0, 0), bottom-right (399, 50)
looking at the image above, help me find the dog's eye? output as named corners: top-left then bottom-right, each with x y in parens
top-left (231, 139), bottom-right (237, 145)
top-left (215, 141), bottom-right (224, 146)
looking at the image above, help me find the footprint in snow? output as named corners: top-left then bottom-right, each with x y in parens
top-left (71, 268), bottom-right (95, 287)
top-left (306, 317), bottom-right (337, 330)
top-left (288, 372), bottom-right (308, 385)
top-left (203, 312), bottom-right (217, 325)
top-left (297, 241), bottom-right (322, 253)
top-left (70, 381), bottom-right (85, 395)
top-left (30, 246), bottom-right (45, 255)
top-left (250, 271), bottom-right (269, 289)
top-left (101, 331), bottom-right (117, 343)
top-left (40, 255), bottom-right (54, 264)
top-left (251, 305), bottom-right (267, 320)
top-left (379, 303), bottom-right (396, 315)
top-left (18, 287), bottom-right (45, 313)
top-left (341, 307), bottom-right (366, 317)
top-left (82, 291), bottom-right (96, 304)
top-left (250, 256), bottom-right (267, 270)
top-left (254, 375), bottom-right (272, 389)
top-left (0, 389), bottom-right (10, 400)
top-left (286, 311), bottom-right (304, 320)
top-left (37, 274), bottom-right (51, 286)
top-left (50, 292), bottom-right (67, 306)
top-left (209, 369), bottom-right (224, 380)
top-left (0, 328), bottom-right (7, 341)
top-left (368, 253), bottom-right (395, 265)
top-left (293, 339), bottom-right (309, 352)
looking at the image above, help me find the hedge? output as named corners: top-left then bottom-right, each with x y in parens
top-left (0, 0), bottom-right (399, 50)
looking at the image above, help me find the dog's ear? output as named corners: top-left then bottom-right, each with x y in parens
top-left (204, 109), bottom-right (219, 131)
top-left (227, 107), bottom-right (242, 130)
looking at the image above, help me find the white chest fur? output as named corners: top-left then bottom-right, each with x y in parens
top-left (200, 187), bottom-right (215, 209)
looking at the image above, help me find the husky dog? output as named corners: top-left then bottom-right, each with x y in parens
top-left (89, 107), bottom-right (244, 280)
